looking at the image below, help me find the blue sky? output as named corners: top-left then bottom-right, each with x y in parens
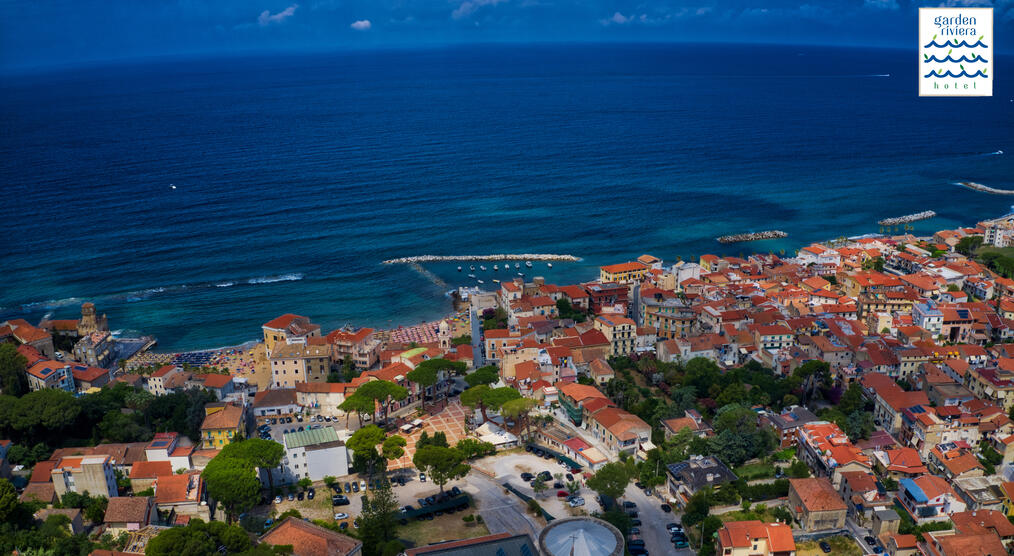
top-left (1, 0), bottom-right (1010, 70)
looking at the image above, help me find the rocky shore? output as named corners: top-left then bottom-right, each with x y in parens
top-left (716, 231), bottom-right (787, 244)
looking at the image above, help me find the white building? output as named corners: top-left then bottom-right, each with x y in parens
top-left (913, 303), bottom-right (944, 337)
top-left (276, 428), bottom-right (349, 484)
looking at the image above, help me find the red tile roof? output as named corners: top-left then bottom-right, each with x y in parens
top-left (259, 517), bottom-right (362, 556)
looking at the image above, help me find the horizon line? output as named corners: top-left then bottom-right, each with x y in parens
top-left (0, 38), bottom-right (937, 77)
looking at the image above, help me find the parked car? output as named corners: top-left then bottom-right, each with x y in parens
top-left (297, 491), bottom-right (304, 501)
top-left (285, 417), bottom-right (293, 423)
top-left (623, 501), bottom-right (636, 509)
top-left (666, 523), bottom-right (683, 533)
top-left (419, 473), bottom-right (426, 482)
top-left (630, 519), bottom-right (642, 527)
top-left (538, 471), bottom-right (552, 481)
top-left (629, 527), bottom-right (640, 535)
top-left (565, 473), bottom-right (574, 481)
top-left (334, 512), bottom-right (349, 520)
top-left (339, 522), bottom-right (348, 530)
top-left (673, 537), bottom-right (689, 548)
top-left (450, 486), bottom-right (461, 496)
top-left (307, 488), bottom-right (315, 500)
top-left (627, 540), bottom-right (645, 548)
top-left (525, 445), bottom-right (533, 452)
top-left (660, 504), bottom-right (672, 513)
top-left (344, 482), bottom-right (352, 493)
top-left (819, 541), bottom-right (832, 553)
top-left (352, 482), bottom-right (359, 493)
top-left (359, 480), bottom-right (367, 490)
top-left (332, 495), bottom-right (350, 506)
top-left (273, 495), bottom-right (282, 504)
top-left (287, 493), bottom-right (295, 501)
top-left (567, 497), bottom-right (585, 507)
top-left (520, 472), bottom-right (534, 481)
top-left (556, 490), bottom-right (570, 497)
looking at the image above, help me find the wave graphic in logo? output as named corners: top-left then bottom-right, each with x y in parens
top-left (923, 54), bottom-right (988, 63)
top-left (924, 69), bottom-right (989, 78)
top-left (923, 39), bottom-right (988, 48)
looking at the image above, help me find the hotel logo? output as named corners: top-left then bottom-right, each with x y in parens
top-left (919, 7), bottom-right (992, 97)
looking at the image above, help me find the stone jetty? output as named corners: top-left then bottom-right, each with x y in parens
top-left (877, 210), bottom-right (936, 227)
top-left (383, 253), bottom-right (581, 264)
top-left (959, 182), bottom-right (1014, 195)
top-left (716, 231), bottom-right (787, 244)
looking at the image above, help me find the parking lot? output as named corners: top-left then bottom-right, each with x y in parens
top-left (254, 413), bottom-right (352, 443)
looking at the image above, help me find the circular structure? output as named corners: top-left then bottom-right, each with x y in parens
top-left (538, 516), bottom-right (624, 556)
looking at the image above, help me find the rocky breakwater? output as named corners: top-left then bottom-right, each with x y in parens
top-left (878, 210), bottom-right (936, 226)
top-left (383, 253), bottom-right (581, 264)
top-left (716, 231), bottom-right (788, 244)
top-left (959, 182), bottom-right (1014, 195)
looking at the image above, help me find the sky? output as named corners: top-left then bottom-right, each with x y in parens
top-left (0, 0), bottom-right (1011, 71)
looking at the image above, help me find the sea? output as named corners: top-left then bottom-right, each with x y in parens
top-left (2, 43), bottom-right (1012, 351)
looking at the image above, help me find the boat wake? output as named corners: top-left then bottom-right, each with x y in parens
top-left (247, 273), bottom-right (304, 284)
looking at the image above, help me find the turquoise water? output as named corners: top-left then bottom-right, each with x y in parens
top-left (2, 43), bottom-right (1012, 350)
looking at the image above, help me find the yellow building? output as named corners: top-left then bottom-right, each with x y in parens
top-left (261, 314), bottom-right (321, 356)
top-left (270, 343), bottom-right (332, 388)
top-left (593, 315), bottom-right (636, 357)
top-left (1001, 482), bottom-right (1014, 517)
top-left (598, 262), bottom-right (647, 284)
top-left (965, 367), bottom-right (1014, 412)
top-left (200, 403), bottom-right (246, 449)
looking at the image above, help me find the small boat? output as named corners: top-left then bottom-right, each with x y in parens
top-left (514, 263), bottom-right (520, 269)
top-left (477, 279), bottom-right (484, 284)
top-left (493, 279), bottom-right (500, 284)
top-left (470, 265), bottom-right (475, 271)
top-left (468, 274), bottom-right (476, 278)
top-left (457, 266), bottom-right (462, 272)
top-left (493, 265), bottom-right (499, 271)
top-left (480, 265), bottom-right (487, 271)
top-left (526, 261), bottom-right (532, 268)
top-left (547, 263), bottom-right (553, 268)
top-left (517, 272), bottom-right (525, 277)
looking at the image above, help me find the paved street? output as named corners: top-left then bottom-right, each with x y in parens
top-left (622, 483), bottom-right (694, 556)
top-left (465, 472), bottom-right (541, 538)
top-left (470, 306), bottom-right (484, 368)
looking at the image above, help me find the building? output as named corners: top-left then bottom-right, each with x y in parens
top-left (277, 428), bottom-right (349, 484)
top-left (147, 365), bottom-right (182, 396)
top-left (405, 533), bottom-right (539, 556)
top-left (77, 302), bottom-right (109, 336)
top-left (761, 406), bottom-right (819, 449)
top-left (584, 283), bottom-right (629, 315)
top-left (716, 520), bottom-right (796, 556)
top-left (921, 529), bottom-right (1007, 556)
top-left (154, 471), bottom-right (207, 519)
top-left (73, 331), bottom-right (116, 368)
top-left (26, 361), bottom-right (75, 392)
top-left (538, 517), bottom-right (624, 556)
top-left (199, 402), bottom-right (246, 449)
top-left (270, 343), bottom-right (332, 388)
top-left (103, 496), bottom-right (155, 534)
top-left (129, 460), bottom-right (173, 492)
top-left (557, 382), bottom-right (610, 426)
top-left (259, 516), bottom-right (362, 556)
top-left (898, 475), bottom-right (967, 523)
top-left (4, 319), bottom-right (55, 358)
top-left (599, 262), bottom-right (648, 284)
top-left (965, 367), bottom-right (1014, 411)
top-left (593, 315), bottom-right (636, 357)
top-left (788, 477), bottom-right (847, 531)
top-left (585, 406), bottom-right (651, 458)
top-left (796, 421), bottom-right (872, 487)
top-left (666, 455), bottom-right (738, 505)
top-left (325, 327), bottom-right (381, 370)
top-left (253, 388), bottom-right (301, 418)
top-left (262, 314), bottom-right (321, 357)
top-left (50, 455), bottom-right (118, 499)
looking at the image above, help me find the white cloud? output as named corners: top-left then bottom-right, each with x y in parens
top-left (863, 0), bottom-right (899, 10)
top-left (258, 4), bottom-right (298, 26)
top-left (452, 0), bottom-right (507, 20)
top-left (350, 19), bottom-right (372, 30)
top-left (601, 11), bottom-right (632, 25)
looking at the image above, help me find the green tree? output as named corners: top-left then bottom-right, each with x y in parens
top-left (788, 460), bottom-right (810, 478)
top-left (145, 518), bottom-right (254, 556)
top-left (358, 484), bottom-right (400, 556)
top-left (236, 438), bottom-right (285, 496)
top-left (202, 458), bottom-right (261, 524)
top-left (586, 462), bottom-right (631, 501)
top-left (500, 397), bottom-right (536, 438)
top-left (348, 380), bottom-right (408, 423)
top-left (955, 235), bottom-right (983, 256)
top-left (0, 479), bottom-right (18, 522)
top-left (461, 385), bottom-right (492, 422)
top-left (455, 438), bottom-right (495, 460)
top-left (347, 426), bottom-right (404, 478)
top-left (531, 476), bottom-right (548, 498)
top-left (464, 365), bottom-right (500, 388)
top-left (412, 445), bottom-right (469, 494)
top-left (0, 344), bottom-right (29, 397)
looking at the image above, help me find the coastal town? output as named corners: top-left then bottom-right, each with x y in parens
top-left (9, 213), bottom-right (1014, 556)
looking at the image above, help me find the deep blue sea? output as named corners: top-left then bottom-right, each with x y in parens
top-left (2, 43), bottom-right (1013, 351)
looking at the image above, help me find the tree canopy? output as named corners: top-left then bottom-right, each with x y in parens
top-left (0, 343), bottom-right (29, 398)
top-left (464, 365), bottom-right (500, 388)
top-left (587, 462), bottom-right (632, 501)
top-left (412, 445), bottom-right (469, 493)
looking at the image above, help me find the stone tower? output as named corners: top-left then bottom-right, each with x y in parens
top-left (438, 320), bottom-right (451, 350)
top-left (77, 302), bottom-right (108, 336)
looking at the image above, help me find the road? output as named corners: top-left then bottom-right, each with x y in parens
top-left (622, 483), bottom-right (694, 556)
top-left (470, 305), bottom-right (484, 368)
top-left (466, 472), bottom-right (540, 538)
top-left (847, 517), bottom-right (881, 554)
